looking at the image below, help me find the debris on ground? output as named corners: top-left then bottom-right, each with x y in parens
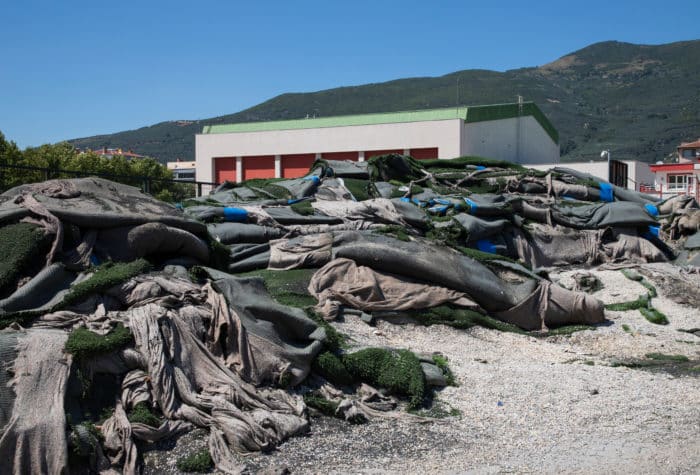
top-left (0, 154), bottom-right (698, 473)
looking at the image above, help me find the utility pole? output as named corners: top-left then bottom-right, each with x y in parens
top-left (516, 95), bottom-right (523, 162)
top-left (456, 76), bottom-right (462, 109)
top-left (601, 150), bottom-right (611, 182)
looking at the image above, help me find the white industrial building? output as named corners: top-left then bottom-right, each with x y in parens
top-left (195, 102), bottom-right (560, 189)
top-left (529, 159), bottom-right (656, 192)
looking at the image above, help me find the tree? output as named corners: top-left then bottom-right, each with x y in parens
top-left (0, 131), bottom-right (28, 190)
top-left (0, 131), bottom-right (193, 201)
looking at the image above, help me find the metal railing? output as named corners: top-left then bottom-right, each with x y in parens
top-left (0, 163), bottom-right (219, 199)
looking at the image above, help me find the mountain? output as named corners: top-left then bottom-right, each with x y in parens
top-left (69, 40), bottom-right (700, 164)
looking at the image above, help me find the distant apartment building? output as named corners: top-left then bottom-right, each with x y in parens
top-left (167, 160), bottom-right (197, 181)
top-left (77, 147), bottom-right (145, 160)
top-left (648, 139), bottom-right (700, 199)
top-left (195, 102), bottom-right (560, 191)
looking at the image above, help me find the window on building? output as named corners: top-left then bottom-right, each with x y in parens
top-left (174, 170), bottom-right (196, 181)
top-left (667, 174), bottom-right (692, 191)
top-left (682, 149), bottom-right (695, 159)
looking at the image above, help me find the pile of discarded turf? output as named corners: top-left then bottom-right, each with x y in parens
top-left (0, 153), bottom-right (698, 473)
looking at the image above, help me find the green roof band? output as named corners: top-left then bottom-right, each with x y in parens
top-left (464, 103), bottom-right (559, 144)
top-left (202, 102), bottom-right (558, 144)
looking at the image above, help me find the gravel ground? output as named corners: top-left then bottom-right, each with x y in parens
top-left (144, 263), bottom-right (700, 474)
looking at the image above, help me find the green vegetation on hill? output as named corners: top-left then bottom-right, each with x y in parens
top-left (66, 40), bottom-right (700, 164)
top-left (0, 132), bottom-right (192, 199)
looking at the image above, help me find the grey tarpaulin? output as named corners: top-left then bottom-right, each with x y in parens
top-left (550, 201), bottom-right (658, 229)
top-left (308, 257), bottom-right (481, 320)
top-left (332, 231), bottom-right (534, 313)
top-left (1, 152), bottom-right (698, 472)
top-left (0, 329), bottom-right (72, 474)
top-left (0, 178), bottom-right (210, 267)
top-left (508, 224), bottom-right (668, 268)
top-left (0, 178), bottom-right (206, 235)
top-left (208, 222), bottom-right (286, 245)
top-left (204, 268), bottom-right (326, 386)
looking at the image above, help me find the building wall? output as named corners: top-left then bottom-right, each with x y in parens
top-left (626, 160), bottom-right (655, 189)
top-left (461, 116), bottom-right (559, 164)
top-left (529, 161), bottom-right (608, 180)
top-left (528, 160), bottom-right (653, 191)
top-left (195, 119), bottom-right (463, 186)
top-left (651, 165), bottom-right (700, 199)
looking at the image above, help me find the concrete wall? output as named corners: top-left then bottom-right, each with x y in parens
top-left (196, 119), bottom-right (463, 184)
top-left (461, 116), bottom-right (559, 164)
top-left (626, 160), bottom-right (655, 189)
top-left (528, 160), bottom-right (653, 191)
top-left (529, 161), bottom-right (609, 181)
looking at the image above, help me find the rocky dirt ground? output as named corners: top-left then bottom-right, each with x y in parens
top-left (143, 263), bottom-right (700, 474)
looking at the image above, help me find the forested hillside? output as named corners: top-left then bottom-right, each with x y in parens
top-left (70, 40), bottom-right (700, 163)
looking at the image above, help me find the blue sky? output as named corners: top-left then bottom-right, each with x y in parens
top-left (1, 0), bottom-right (698, 148)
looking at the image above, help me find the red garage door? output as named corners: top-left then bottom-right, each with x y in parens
top-left (365, 149), bottom-right (403, 160)
top-left (282, 153), bottom-right (316, 178)
top-left (322, 151), bottom-right (359, 161)
top-left (242, 155), bottom-right (275, 180)
top-left (410, 147), bottom-right (439, 160)
top-left (214, 157), bottom-right (237, 184)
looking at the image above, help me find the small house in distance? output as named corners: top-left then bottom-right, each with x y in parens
top-left (167, 160), bottom-right (196, 182)
top-left (648, 139), bottom-right (700, 200)
top-left (195, 102), bottom-right (560, 191)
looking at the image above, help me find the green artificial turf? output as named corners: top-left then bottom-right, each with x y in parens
top-left (65, 323), bottom-right (133, 361)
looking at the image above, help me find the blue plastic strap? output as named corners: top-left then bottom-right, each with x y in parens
top-left (476, 239), bottom-right (497, 254)
top-left (476, 165), bottom-right (487, 171)
top-left (223, 207), bottom-right (248, 222)
top-left (464, 197), bottom-right (478, 213)
top-left (434, 198), bottom-right (451, 205)
top-left (428, 205), bottom-right (449, 214)
top-left (598, 182), bottom-right (614, 202)
top-left (400, 197), bottom-right (410, 202)
top-left (302, 175), bottom-right (320, 184)
top-left (644, 203), bottom-right (659, 217)
top-left (647, 225), bottom-right (660, 237)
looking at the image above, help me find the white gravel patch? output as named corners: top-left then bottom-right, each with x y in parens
top-left (145, 265), bottom-right (700, 474)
